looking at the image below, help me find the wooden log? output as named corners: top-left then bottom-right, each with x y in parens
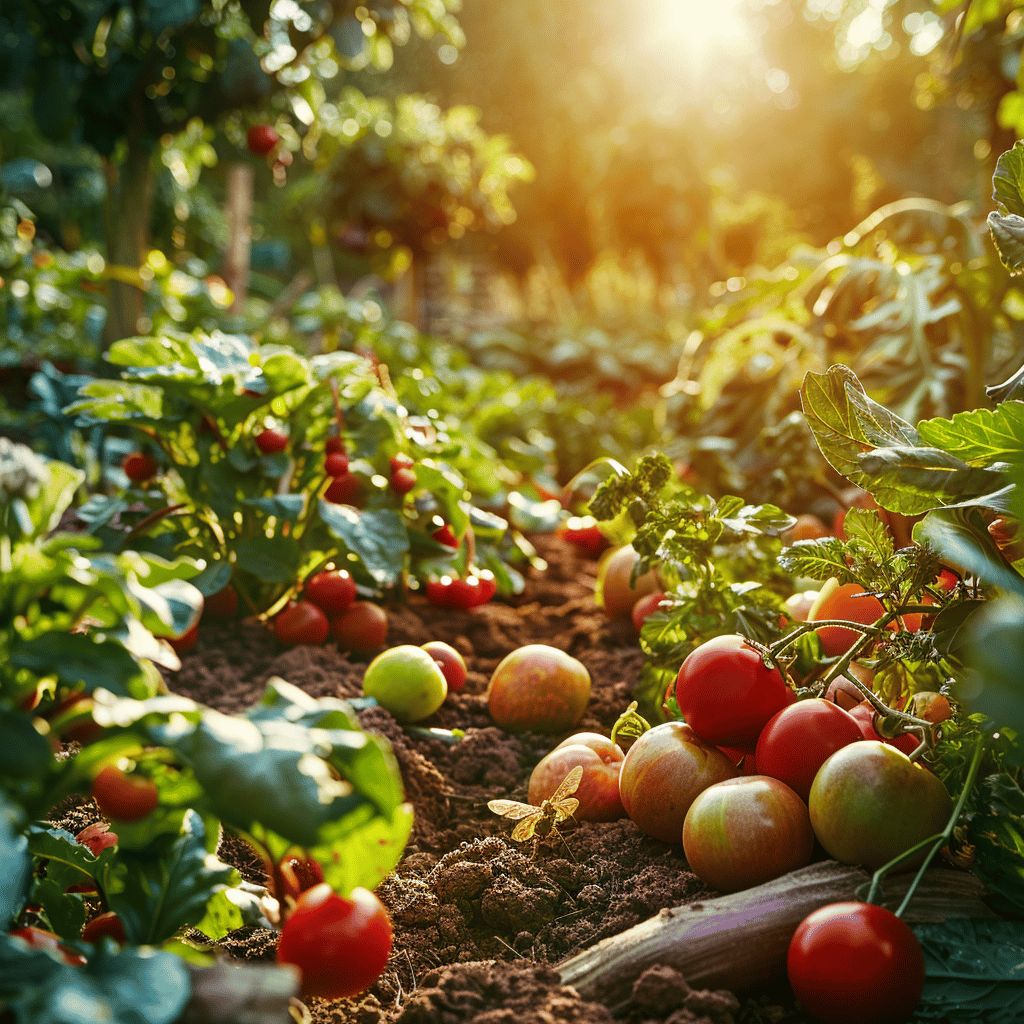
top-left (557, 861), bottom-right (990, 1006)
top-left (180, 961), bottom-right (299, 1024)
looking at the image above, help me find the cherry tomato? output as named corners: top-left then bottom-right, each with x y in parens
top-left (274, 601), bottom-right (330, 646)
top-left (247, 124), bottom-right (280, 156)
top-left (325, 436), bottom-right (346, 455)
top-left (558, 516), bottom-right (608, 557)
top-left (304, 570), bottom-right (357, 615)
top-left (82, 912), bottom-right (125, 945)
top-left (631, 591), bottom-right (666, 633)
top-left (421, 641), bottom-right (468, 693)
top-left (276, 884), bottom-right (392, 999)
top-left (787, 902), bottom-right (924, 1024)
top-left (324, 472), bottom-right (362, 506)
top-left (390, 467), bottom-right (417, 494)
top-left (425, 571), bottom-right (496, 609)
top-left (92, 765), bottom-right (158, 822)
top-left (203, 585), bottom-right (238, 620)
top-left (75, 821), bottom-right (118, 856)
top-left (389, 454), bottom-right (414, 473)
top-left (169, 623), bottom-right (199, 654)
top-left (255, 428), bottom-right (288, 454)
top-left (431, 523), bottom-right (459, 548)
top-left (10, 927), bottom-right (86, 966)
top-left (324, 452), bottom-right (350, 477)
top-left (755, 698), bottom-right (863, 801)
top-left (675, 635), bottom-right (795, 747)
top-left (331, 601), bottom-right (388, 654)
top-left (122, 452), bottom-right (157, 483)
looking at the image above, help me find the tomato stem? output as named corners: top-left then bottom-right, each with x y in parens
top-left (610, 700), bottom-right (651, 748)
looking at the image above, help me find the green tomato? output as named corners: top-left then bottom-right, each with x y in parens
top-left (362, 645), bottom-right (447, 723)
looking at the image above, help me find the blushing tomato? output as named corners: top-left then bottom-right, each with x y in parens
top-left (755, 699), bottom-right (863, 801)
top-left (682, 776), bottom-right (814, 892)
top-left (528, 733), bottom-right (626, 822)
top-left (487, 645), bottom-right (590, 733)
top-left (807, 580), bottom-right (888, 657)
top-left (674, 635), bottom-right (795, 747)
top-left (421, 641), bottom-right (468, 694)
top-left (631, 591), bottom-right (667, 633)
top-left (847, 701), bottom-right (919, 756)
top-left (276, 884), bottom-right (392, 999)
top-left (274, 601), bottom-right (330, 646)
top-left (91, 765), bottom-right (158, 822)
top-left (594, 545), bottom-right (660, 618)
top-left (304, 570), bottom-right (357, 615)
top-left (787, 902), bottom-right (924, 1024)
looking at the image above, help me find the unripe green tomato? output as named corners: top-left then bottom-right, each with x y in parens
top-left (362, 645), bottom-right (447, 723)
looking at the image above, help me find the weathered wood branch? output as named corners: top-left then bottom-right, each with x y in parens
top-left (180, 961), bottom-right (299, 1024)
top-left (557, 861), bottom-right (990, 1005)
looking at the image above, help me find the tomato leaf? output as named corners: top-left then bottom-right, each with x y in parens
top-left (234, 536), bottom-right (302, 584)
top-left (917, 402), bottom-right (1024, 466)
top-left (319, 504), bottom-right (409, 586)
top-left (914, 918), bottom-right (1024, 1022)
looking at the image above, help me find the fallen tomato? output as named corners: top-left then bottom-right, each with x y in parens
top-left (274, 601), bottom-right (330, 646)
top-left (362, 645), bottom-right (448, 723)
top-left (420, 640), bottom-right (468, 693)
top-left (276, 884), bottom-right (392, 1000)
top-left (787, 902), bottom-right (924, 1024)
top-left (529, 733), bottom-right (626, 822)
top-left (487, 644), bottom-right (590, 733)
top-left (331, 601), bottom-right (388, 654)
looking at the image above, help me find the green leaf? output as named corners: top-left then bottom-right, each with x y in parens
top-left (23, 460), bottom-right (84, 537)
top-left (914, 918), bottom-right (1024, 1022)
top-left (962, 595), bottom-right (1024, 731)
top-left (991, 141), bottom-right (1024, 217)
top-left (319, 504), bottom-right (409, 586)
top-left (235, 535), bottom-right (302, 584)
top-left (0, 709), bottom-right (52, 781)
top-left (0, 937), bottom-right (191, 1023)
top-left (11, 633), bottom-right (146, 695)
top-left (778, 537), bottom-right (853, 582)
top-left (241, 495), bottom-right (306, 522)
top-left (0, 806), bottom-right (31, 929)
top-left (65, 381), bottom-right (164, 424)
top-left (988, 211), bottom-right (1024, 275)
top-left (106, 811), bottom-right (232, 945)
top-left (918, 403), bottom-right (1024, 466)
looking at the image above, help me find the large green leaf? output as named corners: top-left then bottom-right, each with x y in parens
top-left (991, 141), bottom-right (1024, 217)
top-left (917, 403), bottom-right (1024, 466)
top-left (235, 535), bottom-right (302, 583)
top-left (914, 918), bottom-right (1024, 1022)
top-left (11, 633), bottom-right (146, 695)
top-left (65, 381), bottom-right (164, 424)
top-left (319, 504), bottom-right (409, 586)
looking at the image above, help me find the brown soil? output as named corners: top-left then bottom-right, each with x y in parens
top-left (163, 536), bottom-right (799, 1024)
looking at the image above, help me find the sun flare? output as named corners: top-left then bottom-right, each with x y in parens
top-left (647, 0), bottom-right (756, 67)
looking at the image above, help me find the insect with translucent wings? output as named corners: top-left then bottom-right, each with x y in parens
top-left (487, 765), bottom-right (583, 843)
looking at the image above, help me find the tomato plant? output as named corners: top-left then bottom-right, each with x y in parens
top-left (787, 902), bottom-right (924, 1024)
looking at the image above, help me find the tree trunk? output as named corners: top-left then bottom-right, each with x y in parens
top-left (103, 137), bottom-right (154, 346)
top-left (557, 862), bottom-right (991, 1008)
top-left (224, 163), bottom-right (254, 314)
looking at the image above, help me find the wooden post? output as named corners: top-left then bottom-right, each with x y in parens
top-left (224, 163), bottom-right (254, 314)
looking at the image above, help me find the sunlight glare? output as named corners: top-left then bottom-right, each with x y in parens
top-left (646, 0), bottom-right (756, 69)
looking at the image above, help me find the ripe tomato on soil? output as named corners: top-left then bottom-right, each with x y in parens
top-left (362, 645), bottom-right (448, 722)
top-left (331, 601), bottom-right (388, 653)
top-left (528, 733), bottom-right (626, 822)
top-left (274, 601), bottom-right (330, 646)
top-left (247, 124), bottom-right (280, 155)
top-left (618, 722), bottom-right (738, 844)
top-left (809, 741), bottom-right (952, 869)
top-left (421, 641), bottom-right (467, 693)
top-left (674, 634), bottom-right (794, 748)
top-left (683, 776), bottom-right (814, 892)
top-left (255, 427), bottom-right (289, 454)
top-left (203, 585), bottom-right (239, 620)
top-left (787, 902), bottom-right (925, 1024)
top-left (487, 644), bottom-right (591, 733)
top-left (304, 570), bottom-right (357, 615)
top-left (122, 452), bottom-right (157, 483)
top-left (277, 884), bottom-right (393, 1000)
top-left (557, 516), bottom-right (608, 557)
top-left (82, 911), bottom-right (126, 945)
top-left (92, 765), bottom-right (158, 822)
top-left (755, 698), bottom-right (863, 801)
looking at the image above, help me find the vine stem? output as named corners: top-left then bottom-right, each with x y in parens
top-left (864, 733), bottom-right (986, 914)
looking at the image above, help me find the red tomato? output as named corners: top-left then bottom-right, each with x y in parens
top-left (389, 454), bottom-right (414, 473)
top-left (122, 452), bottom-right (157, 483)
top-left (82, 912), bottom-right (125, 945)
top-left (787, 902), bottom-right (924, 1024)
top-left (324, 472), bottom-right (362, 506)
top-left (529, 734), bottom-right (625, 822)
top-left (675, 635), bottom-right (795, 747)
top-left (92, 765), bottom-right (158, 822)
top-left (168, 623), bottom-right (199, 654)
top-left (255, 428), bottom-right (288, 455)
top-left (75, 821), bottom-right (118, 856)
top-left (247, 124), bottom-right (280, 156)
top-left (420, 641), bottom-right (468, 693)
top-left (278, 857), bottom-right (326, 902)
top-left (331, 601), bottom-right (388, 654)
top-left (324, 452), bottom-right (350, 477)
top-left (683, 776), bottom-right (814, 892)
top-left (276, 884), bottom-right (392, 999)
top-left (848, 702), bottom-right (919, 756)
top-left (304, 570), bottom-right (357, 615)
top-left (631, 591), bottom-right (666, 633)
top-left (325, 436), bottom-right (346, 455)
top-left (204, 585), bottom-right (238, 620)
top-left (11, 927), bottom-right (86, 967)
top-left (935, 568), bottom-right (959, 592)
top-left (808, 581), bottom-right (888, 657)
top-left (274, 601), bottom-right (330, 646)
top-left (431, 523), bottom-right (459, 548)
top-left (558, 516), bottom-right (608, 557)
top-left (425, 571), bottom-right (497, 609)
top-left (755, 699), bottom-right (863, 801)
top-left (389, 467), bottom-right (417, 495)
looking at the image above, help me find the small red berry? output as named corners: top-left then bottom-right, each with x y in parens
top-left (324, 473), bottom-right (362, 506)
top-left (247, 124), bottom-right (280, 156)
top-left (431, 524), bottom-right (459, 548)
top-left (325, 452), bottom-right (350, 477)
top-left (304, 570), bottom-right (357, 615)
top-left (255, 428), bottom-right (289, 454)
top-left (389, 454), bottom-right (414, 473)
top-left (390, 467), bottom-right (417, 495)
top-left (123, 452), bottom-right (157, 483)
